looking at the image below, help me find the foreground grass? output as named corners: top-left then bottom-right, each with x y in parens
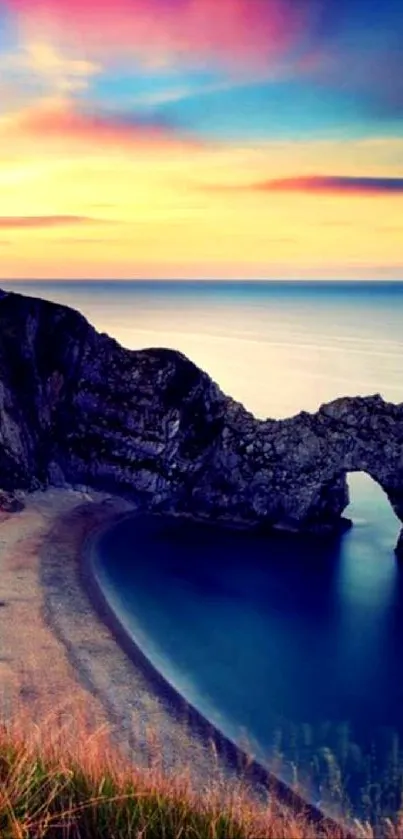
top-left (0, 712), bottom-right (401, 839)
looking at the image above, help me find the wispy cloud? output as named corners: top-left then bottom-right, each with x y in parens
top-left (0, 215), bottom-right (107, 228)
top-left (50, 237), bottom-right (124, 244)
top-left (1, 0), bottom-right (402, 130)
top-left (0, 40), bottom-right (101, 94)
top-left (263, 176), bottom-right (403, 195)
top-left (10, 101), bottom-right (204, 151)
top-left (214, 175), bottom-right (403, 196)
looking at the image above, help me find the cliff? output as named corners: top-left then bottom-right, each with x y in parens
top-left (1, 287), bottom-right (402, 555)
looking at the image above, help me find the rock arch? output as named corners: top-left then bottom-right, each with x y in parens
top-left (227, 395), bottom-right (403, 553)
top-left (0, 289), bottom-right (402, 556)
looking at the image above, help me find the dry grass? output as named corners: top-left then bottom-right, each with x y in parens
top-left (2, 705), bottom-right (402, 839)
top-left (0, 703), bottom-right (349, 839)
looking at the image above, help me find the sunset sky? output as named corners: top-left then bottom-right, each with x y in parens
top-left (0, 0), bottom-right (402, 280)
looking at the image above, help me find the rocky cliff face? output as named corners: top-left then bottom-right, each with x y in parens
top-left (1, 288), bottom-right (403, 555)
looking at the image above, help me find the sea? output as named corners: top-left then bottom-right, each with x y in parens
top-left (4, 279), bottom-right (403, 822)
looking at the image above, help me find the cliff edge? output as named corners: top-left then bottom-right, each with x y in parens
top-left (1, 288), bottom-right (402, 555)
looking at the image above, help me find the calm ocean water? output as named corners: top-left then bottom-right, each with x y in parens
top-left (5, 280), bottom-right (403, 820)
top-left (3, 280), bottom-right (403, 418)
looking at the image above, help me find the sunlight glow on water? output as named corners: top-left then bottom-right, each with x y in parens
top-left (4, 280), bottom-right (403, 418)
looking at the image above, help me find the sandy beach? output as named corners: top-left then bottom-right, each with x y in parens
top-left (0, 487), bottom-right (256, 793)
top-left (0, 486), bottom-right (346, 833)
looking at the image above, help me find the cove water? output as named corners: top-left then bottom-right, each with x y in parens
top-left (6, 280), bottom-right (403, 821)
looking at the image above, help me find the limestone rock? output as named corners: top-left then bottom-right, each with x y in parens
top-left (0, 288), bottom-right (402, 554)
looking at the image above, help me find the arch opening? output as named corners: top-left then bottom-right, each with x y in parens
top-left (344, 471), bottom-right (401, 556)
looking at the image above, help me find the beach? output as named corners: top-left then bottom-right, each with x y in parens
top-left (1, 487), bottom-right (293, 803)
top-left (0, 485), bottom-right (344, 832)
top-left (0, 488), bottom-right (223, 781)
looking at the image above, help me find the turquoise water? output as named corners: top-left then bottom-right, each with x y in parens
top-left (5, 279), bottom-right (403, 820)
top-left (93, 473), bottom-right (402, 821)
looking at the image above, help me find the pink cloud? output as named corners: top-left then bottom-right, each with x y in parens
top-left (0, 216), bottom-right (105, 228)
top-left (6, 0), bottom-right (307, 71)
top-left (209, 176), bottom-right (403, 197)
top-left (258, 176), bottom-right (403, 195)
top-left (18, 102), bottom-right (204, 150)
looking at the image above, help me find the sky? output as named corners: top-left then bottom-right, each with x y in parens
top-left (0, 0), bottom-right (402, 280)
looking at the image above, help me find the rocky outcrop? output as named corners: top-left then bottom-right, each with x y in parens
top-left (1, 287), bottom-right (403, 555)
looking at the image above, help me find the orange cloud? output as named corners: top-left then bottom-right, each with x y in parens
top-left (13, 101), bottom-right (204, 152)
top-left (259, 175), bottom-right (403, 195)
top-left (209, 175), bottom-right (403, 196)
top-left (0, 215), bottom-right (105, 228)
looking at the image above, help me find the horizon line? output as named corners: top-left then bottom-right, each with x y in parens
top-left (1, 278), bottom-right (403, 285)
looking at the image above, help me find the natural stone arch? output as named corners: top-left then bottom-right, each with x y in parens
top-left (231, 395), bottom-right (403, 549)
top-left (0, 289), bottom-right (402, 557)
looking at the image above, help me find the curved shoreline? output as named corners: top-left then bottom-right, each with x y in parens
top-left (0, 487), bottom-right (355, 835)
top-left (81, 507), bottom-right (351, 834)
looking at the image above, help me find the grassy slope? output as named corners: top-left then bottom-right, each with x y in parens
top-left (0, 714), bottom-right (359, 839)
